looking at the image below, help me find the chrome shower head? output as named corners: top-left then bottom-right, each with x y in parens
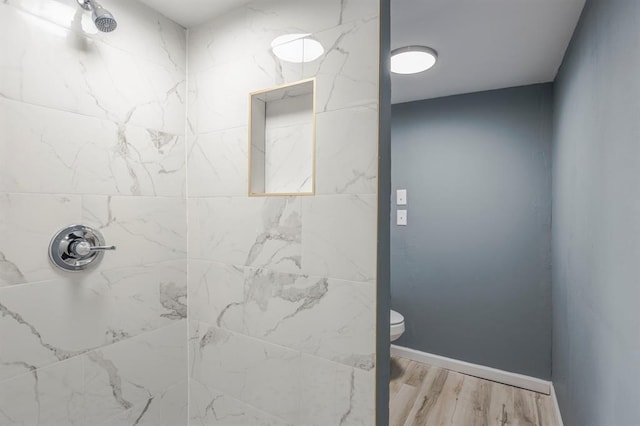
top-left (77, 0), bottom-right (117, 32)
top-left (92, 5), bottom-right (117, 32)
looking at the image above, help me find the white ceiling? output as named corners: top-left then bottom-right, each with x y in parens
top-left (135, 0), bottom-right (586, 104)
top-left (391, 0), bottom-right (586, 103)
top-left (136, 0), bottom-right (250, 27)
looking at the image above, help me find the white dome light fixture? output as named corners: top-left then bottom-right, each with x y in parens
top-left (391, 46), bottom-right (438, 75)
top-left (271, 34), bottom-right (324, 63)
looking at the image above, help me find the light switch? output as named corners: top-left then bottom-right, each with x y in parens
top-left (397, 210), bottom-right (407, 226)
top-left (396, 189), bottom-right (407, 205)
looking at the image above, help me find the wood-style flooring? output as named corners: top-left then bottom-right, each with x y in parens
top-left (389, 356), bottom-right (557, 426)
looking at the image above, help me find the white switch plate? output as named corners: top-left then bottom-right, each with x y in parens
top-left (396, 189), bottom-right (407, 205)
top-left (397, 210), bottom-right (407, 226)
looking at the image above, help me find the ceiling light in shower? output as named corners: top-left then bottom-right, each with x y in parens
top-left (391, 46), bottom-right (438, 74)
top-left (271, 34), bottom-right (324, 63)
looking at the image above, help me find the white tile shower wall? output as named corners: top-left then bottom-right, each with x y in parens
top-left (189, 379), bottom-right (291, 426)
top-left (0, 0), bottom-right (187, 424)
top-left (186, 0), bottom-right (379, 424)
top-left (0, 1), bottom-right (186, 135)
top-left (0, 98), bottom-right (186, 197)
top-left (0, 0), bottom-right (380, 423)
top-left (189, 321), bottom-right (375, 426)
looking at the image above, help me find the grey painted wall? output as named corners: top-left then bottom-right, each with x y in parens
top-left (552, 0), bottom-right (640, 424)
top-left (391, 84), bottom-right (553, 379)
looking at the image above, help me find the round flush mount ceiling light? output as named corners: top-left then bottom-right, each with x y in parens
top-left (271, 34), bottom-right (324, 63)
top-left (391, 46), bottom-right (438, 74)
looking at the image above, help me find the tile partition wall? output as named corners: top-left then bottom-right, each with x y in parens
top-left (0, 0), bottom-right (381, 423)
top-left (185, 0), bottom-right (380, 424)
top-left (0, 0), bottom-right (189, 424)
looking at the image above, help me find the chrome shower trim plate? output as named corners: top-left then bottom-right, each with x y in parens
top-left (49, 224), bottom-right (116, 271)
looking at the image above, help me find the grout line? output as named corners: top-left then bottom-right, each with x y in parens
top-left (0, 192), bottom-right (187, 199)
top-left (188, 99), bottom-right (379, 137)
top-left (186, 258), bottom-right (376, 287)
top-left (184, 25), bottom-right (192, 425)
top-left (0, 258), bottom-right (188, 290)
top-left (189, 376), bottom-right (292, 424)
top-left (0, 319), bottom-right (187, 387)
top-left (192, 318), bottom-right (374, 374)
top-left (0, 80), bottom-right (186, 138)
top-left (185, 193), bottom-right (378, 200)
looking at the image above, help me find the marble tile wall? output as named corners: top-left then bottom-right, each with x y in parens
top-left (0, 0), bottom-right (188, 424)
top-left (186, 0), bottom-right (380, 424)
top-left (1, 0), bottom-right (380, 423)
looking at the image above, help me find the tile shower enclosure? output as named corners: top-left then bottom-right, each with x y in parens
top-left (0, 0), bottom-right (380, 424)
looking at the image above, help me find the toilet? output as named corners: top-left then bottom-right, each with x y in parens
top-left (390, 310), bottom-right (405, 342)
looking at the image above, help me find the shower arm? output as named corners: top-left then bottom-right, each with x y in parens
top-left (77, 0), bottom-right (99, 11)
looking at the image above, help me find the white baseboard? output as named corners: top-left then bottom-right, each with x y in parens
top-left (391, 345), bottom-right (551, 395)
top-left (550, 384), bottom-right (564, 426)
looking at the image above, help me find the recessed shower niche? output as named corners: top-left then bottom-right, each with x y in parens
top-left (249, 78), bottom-right (316, 196)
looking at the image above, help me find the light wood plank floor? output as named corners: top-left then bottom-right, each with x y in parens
top-left (390, 356), bottom-right (557, 426)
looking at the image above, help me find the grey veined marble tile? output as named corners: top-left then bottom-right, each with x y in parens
top-left (189, 321), bottom-right (300, 422)
top-left (0, 261), bottom-right (186, 382)
top-left (0, 357), bottom-right (84, 425)
top-left (189, 321), bottom-right (375, 425)
top-left (188, 196), bottom-right (301, 273)
top-left (0, 98), bottom-right (186, 197)
top-left (189, 379), bottom-right (292, 426)
top-left (83, 320), bottom-right (187, 424)
top-left (243, 269), bottom-right (376, 371)
top-left (82, 195), bottom-right (187, 270)
top-left (186, 127), bottom-right (249, 197)
top-left (187, 57), bottom-right (277, 135)
top-left (2, 0), bottom-right (186, 72)
top-left (188, 261), bottom-right (375, 370)
top-left (188, 260), bottom-right (245, 333)
top-left (302, 17), bottom-right (380, 113)
top-left (98, 380), bottom-right (188, 426)
top-left (0, 193), bottom-right (82, 287)
top-left (301, 194), bottom-right (377, 283)
top-left (315, 106), bottom-right (379, 195)
top-left (0, 5), bottom-right (185, 134)
top-left (0, 193), bottom-right (186, 288)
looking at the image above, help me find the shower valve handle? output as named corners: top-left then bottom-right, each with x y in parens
top-left (70, 239), bottom-right (116, 257)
